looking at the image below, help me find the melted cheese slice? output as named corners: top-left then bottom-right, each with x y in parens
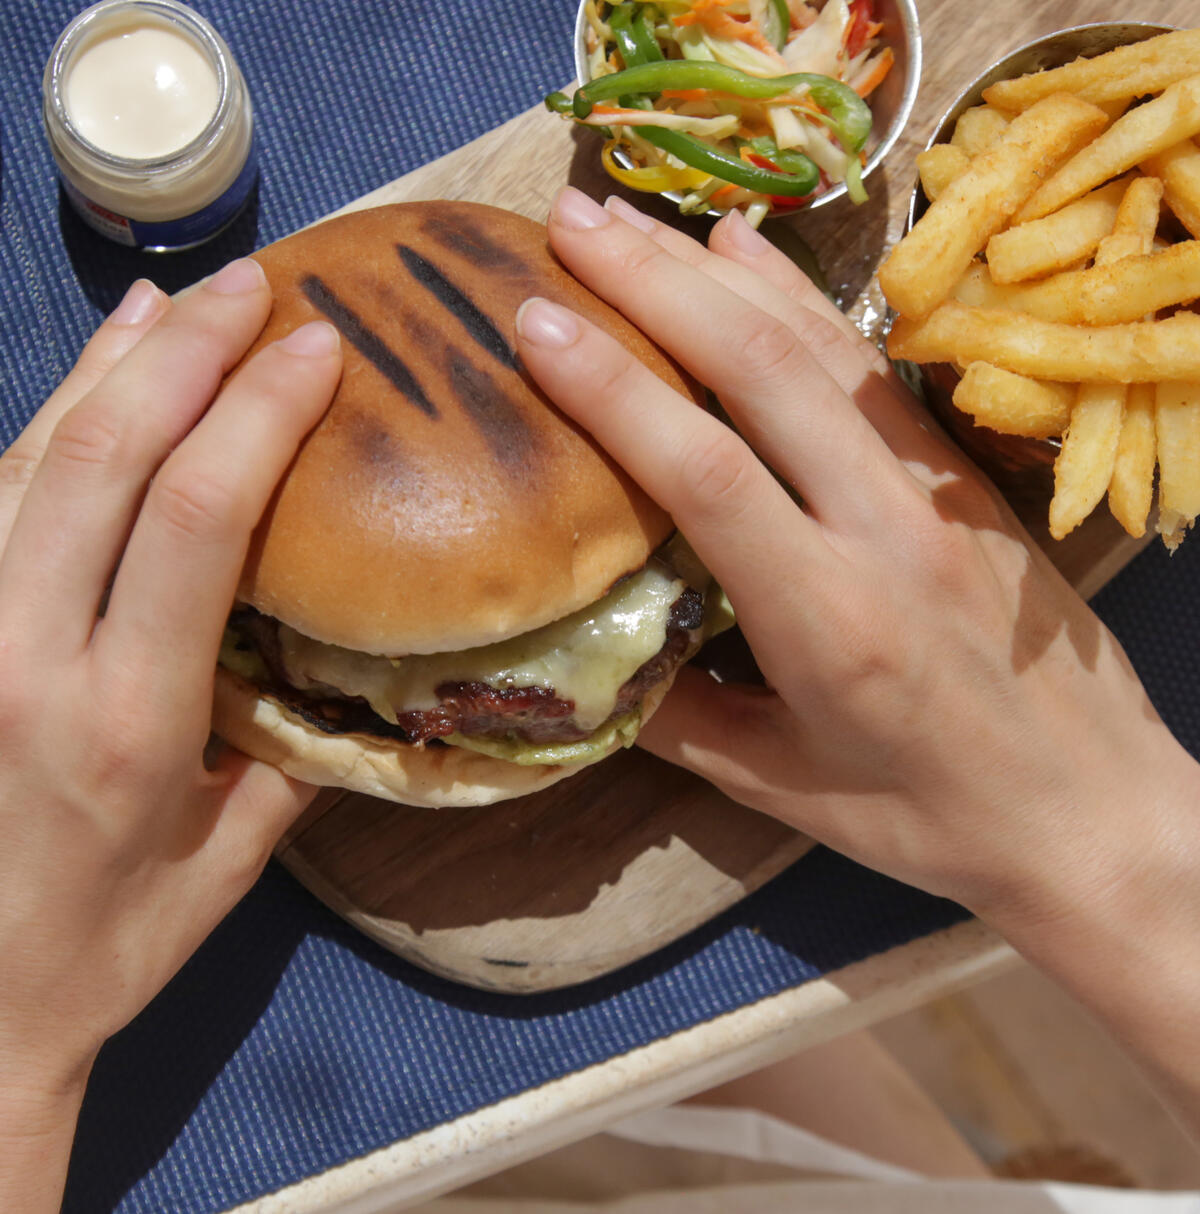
top-left (278, 557), bottom-right (689, 733)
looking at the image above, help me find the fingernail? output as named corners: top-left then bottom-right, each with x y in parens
top-left (552, 187), bottom-right (611, 231)
top-left (605, 195), bottom-right (656, 233)
top-left (724, 208), bottom-right (771, 255)
top-left (278, 320), bottom-right (340, 357)
top-left (516, 297), bottom-right (581, 348)
top-left (110, 278), bottom-right (162, 326)
top-left (206, 257), bottom-right (267, 295)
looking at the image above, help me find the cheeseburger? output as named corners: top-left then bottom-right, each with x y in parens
top-left (213, 201), bottom-right (725, 808)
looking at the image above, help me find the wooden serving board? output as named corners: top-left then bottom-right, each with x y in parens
top-left (275, 0), bottom-right (1190, 993)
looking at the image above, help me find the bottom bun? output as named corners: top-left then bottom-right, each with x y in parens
top-left (212, 667), bottom-right (673, 808)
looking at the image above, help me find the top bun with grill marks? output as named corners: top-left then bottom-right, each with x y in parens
top-left (236, 201), bottom-right (698, 656)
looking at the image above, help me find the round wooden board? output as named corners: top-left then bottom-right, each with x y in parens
top-left (277, 746), bottom-right (813, 993)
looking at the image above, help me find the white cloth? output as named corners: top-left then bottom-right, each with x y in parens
top-left (418, 1104), bottom-right (1200, 1213)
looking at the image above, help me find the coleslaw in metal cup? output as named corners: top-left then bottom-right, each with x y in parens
top-left (570, 0), bottom-right (921, 218)
top-left (905, 21), bottom-right (1175, 499)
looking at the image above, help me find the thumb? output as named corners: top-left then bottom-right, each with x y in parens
top-left (639, 664), bottom-right (798, 822)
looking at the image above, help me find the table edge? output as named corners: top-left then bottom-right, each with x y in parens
top-left (229, 918), bottom-right (1019, 1214)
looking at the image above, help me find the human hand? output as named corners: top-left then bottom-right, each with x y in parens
top-left (0, 262), bottom-right (340, 1207)
top-left (514, 188), bottom-right (1199, 936)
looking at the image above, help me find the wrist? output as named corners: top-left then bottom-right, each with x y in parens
top-left (970, 734), bottom-right (1200, 1109)
top-left (0, 1056), bottom-right (92, 1214)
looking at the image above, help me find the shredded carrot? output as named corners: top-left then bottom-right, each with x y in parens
top-left (853, 46), bottom-right (893, 98)
top-left (671, 0), bottom-right (780, 58)
top-left (660, 89), bottom-right (708, 102)
top-left (590, 103), bottom-right (654, 117)
top-left (709, 183), bottom-right (741, 203)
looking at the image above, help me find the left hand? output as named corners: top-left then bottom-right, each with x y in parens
top-left (0, 261), bottom-right (341, 1209)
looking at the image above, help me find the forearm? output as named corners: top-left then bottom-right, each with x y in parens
top-left (0, 1066), bottom-right (90, 1213)
top-left (981, 738), bottom-right (1200, 1138)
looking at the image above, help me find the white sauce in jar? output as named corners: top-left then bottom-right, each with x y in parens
top-left (65, 24), bottom-right (220, 160)
top-left (43, 1), bottom-right (257, 250)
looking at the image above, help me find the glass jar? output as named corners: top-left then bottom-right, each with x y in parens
top-left (43, 0), bottom-right (257, 251)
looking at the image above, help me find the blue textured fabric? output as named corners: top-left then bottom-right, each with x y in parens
top-left (4, 3), bottom-right (1200, 1212)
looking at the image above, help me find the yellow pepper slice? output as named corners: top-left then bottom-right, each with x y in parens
top-left (600, 139), bottom-right (711, 193)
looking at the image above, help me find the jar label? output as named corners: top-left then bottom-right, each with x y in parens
top-left (61, 142), bottom-right (259, 250)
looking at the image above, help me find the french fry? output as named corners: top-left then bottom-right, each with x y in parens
top-left (950, 105), bottom-right (1011, 157)
top-left (950, 262), bottom-right (1026, 310)
top-left (984, 177), bottom-right (1130, 283)
top-left (982, 29), bottom-right (1200, 111)
top-left (1108, 382), bottom-right (1157, 537)
top-left (887, 304), bottom-right (1200, 384)
top-left (1141, 138), bottom-right (1200, 238)
top-left (916, 144), bottom-right (970, 201)
top-left (1049, 383), bottom-right (1126, 539)
top-left (952, 362), bottom-right (1073, 438)
top-left (1109, 174), bottom-right (1164, 243)
top-left (961, 239), bottom-right (1200, 326)
top-left (1094, 97), bottom-right (1132, 124)
top-left (878, 94), bottom-right (1108, 319)
top-left (1155, 381), bottom-right (1200, 549)
top-left (1018, 75), bottom-right (1200, 222)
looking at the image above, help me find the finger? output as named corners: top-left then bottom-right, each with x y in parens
top-left (604, 196), bottom-right (946, 468)
top-left (0, 279), bottom-right (168, 547)
top-left (97, 321), bottom-right (341, 709)
top-left (0, 258), bottom-right (273, 656)
top-left (516, 293), bottom-right (830, 655)
top-left (546, 188), bottom-right (914, 529)
top-left (639, 665), bottom-right (803, 825)
top-left (203, 751), bottom-right (318, 892)
top-left (707, 208), bottom-right (896, 380)
top-left (609, 194), bottom-right (892, 384)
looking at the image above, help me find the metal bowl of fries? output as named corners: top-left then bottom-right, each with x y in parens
top-left (889, 21), bottom-right (1200, 542)
top-left (570, 0), bottom-right (922, 219)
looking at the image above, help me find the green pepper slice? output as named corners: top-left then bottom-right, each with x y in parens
top-left (745, 135), bottom-right (816, 177)
top-left (609, 2), bottom-right (663, 65)
top-left (575, 61), bottom-right (872, 154)
top-left (634, 125), bottom-right (819, 197)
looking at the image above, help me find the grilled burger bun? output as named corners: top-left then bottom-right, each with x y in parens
top-left (212, 201), bottom-right (721, 808)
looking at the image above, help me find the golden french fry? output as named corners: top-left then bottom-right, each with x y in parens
top-left (1091, 176), bottom-right (1164, 266)
top-left (950, 105), bottom-right (1011, 157)
top-left (984, 177), bottom-right (1130, 283)
top-left (963, 240), bottom-right (1200, 326)
top-left (1155, 381), bottom-right (1200, 549)
top-left (952, 362), bottom-right (1073, 438)
top-left (887, 305), bottom-right (1200, 384)
top-left (950, 262), bottom-right (1020, 309)
top-left (982, 29), bottom-right (1200, 111)
top-left (1092, 186), bottom-right (1162, 538)
top-left (1094, 97), bottom-right (1133, 124)
top-left (1111, 174), bottom-right (1164, 239)
top-left (916, 144), bottom-right (970, 201)
top-left (1142, 139), bottom-right (1200, 238)
top-left (1049, 383), bottom-right (1126, 539)
top-left (1108, 381), bottom-right (1157, 538)
top-left (878, 94), bottom-right (1108, 319)
top-left (1018, 75), bottom-right (1200, 223)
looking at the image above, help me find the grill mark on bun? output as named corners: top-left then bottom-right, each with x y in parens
top-left (301, 275), bottom-right (438, 418)
top-left (396, 245), bottom-right (517, 370)
top-left (446, 346), bottom-right (535, 472)
top-left (421, 213), bottom-right (535, 278)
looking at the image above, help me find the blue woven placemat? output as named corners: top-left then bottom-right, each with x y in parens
top-left (6, 3), bottom-right (1200, 1212)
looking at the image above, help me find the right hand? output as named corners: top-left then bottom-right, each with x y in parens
top-left (514, 187), bottom-right (1199, 935)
